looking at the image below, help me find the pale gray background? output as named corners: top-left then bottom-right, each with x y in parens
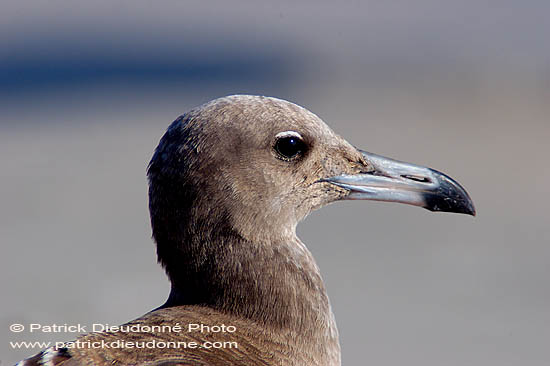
top-left (1, 1), bottom-right (549, 365)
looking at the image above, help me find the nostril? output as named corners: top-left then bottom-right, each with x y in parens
top-left (401, 174), bottom-right (431, 183)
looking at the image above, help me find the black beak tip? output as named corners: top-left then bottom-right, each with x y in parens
top-left (423, 170), bottom-right (476, 216)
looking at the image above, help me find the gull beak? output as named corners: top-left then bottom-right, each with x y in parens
top-left (323, 150), bottom-right (476, 216)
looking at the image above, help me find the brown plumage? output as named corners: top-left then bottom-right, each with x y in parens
top-left (16, 95), bottom-right (474, 366)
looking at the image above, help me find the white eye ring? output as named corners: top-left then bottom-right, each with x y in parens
top-left (275, 131), bottom-right (303, 139)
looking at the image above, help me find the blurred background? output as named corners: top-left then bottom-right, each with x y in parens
top-left (1, 1), bottom-right (549, 365)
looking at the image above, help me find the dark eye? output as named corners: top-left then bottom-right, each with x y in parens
top-left (274, 133), bottom-right (307, 160)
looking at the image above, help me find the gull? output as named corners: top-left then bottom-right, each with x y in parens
top-left (17, 95), bottom-right (474, 366)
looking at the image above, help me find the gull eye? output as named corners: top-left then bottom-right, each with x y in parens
top-left (274, 131), bottom-right (307, 161)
